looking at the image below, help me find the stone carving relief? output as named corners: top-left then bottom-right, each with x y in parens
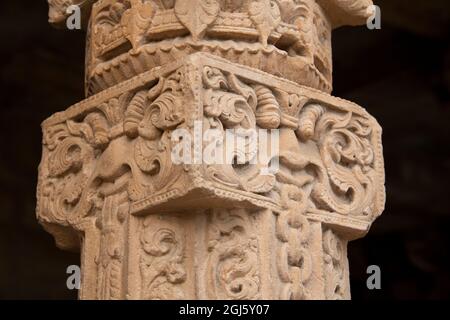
top-left (96, 192), bottom-right (129, 299)
top-left (300, 105), bottom-right (378, 217)
top-left (206, 209), bottom-right (260, 299)
top-left (140, 216), bottom-right (187, 299)
top-left (81, 0), bottom-right (376, 95)
top-left (200, 66), bottom-right (277, 195)
top-left (274, 183), bottom-right (313, 299)
top-left (39, 70), bottom-right (189, 229)
top-left (38, 52), bottom-right (384, 242)
top-left (197, 60), bottom-right (384, 228)
top-left (323, 227), bottom-right (349, 299)
top-left (174, 0), bottom-right (220, 42)
top-left (41, 0), bottom-right (384, 300)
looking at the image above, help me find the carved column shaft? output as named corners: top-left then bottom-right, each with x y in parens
top-left (39, 0), bottom-right (385, 300)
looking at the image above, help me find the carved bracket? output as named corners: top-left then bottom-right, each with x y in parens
top-left (37, 52), bottom-right (384, 253)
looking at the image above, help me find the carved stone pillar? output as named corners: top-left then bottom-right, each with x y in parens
top-left (39, 0), bottom-right (385, 300)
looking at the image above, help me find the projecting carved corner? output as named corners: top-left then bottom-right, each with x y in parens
top-left (36, 53), bottom-right (384, 248)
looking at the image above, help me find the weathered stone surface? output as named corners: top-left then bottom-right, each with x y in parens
top-left (50, 0), bottom-right (374, 96)
top-left (38, 0), bottom-right (385, 299)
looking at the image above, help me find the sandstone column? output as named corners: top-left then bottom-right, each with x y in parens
top-left (38, 0), bottom-right (385, 300)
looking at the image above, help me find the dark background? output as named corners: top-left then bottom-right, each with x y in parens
top-left (0, 0), bottom-right (449, 300)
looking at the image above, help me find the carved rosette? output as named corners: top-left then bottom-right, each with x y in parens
top-left (37, 53), bottom-right (384, 299)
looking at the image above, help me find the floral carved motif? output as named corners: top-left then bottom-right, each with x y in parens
top-left (38, 68), bottom-right (191, 232)
top-left (273, 103), bottom-right (382, 222)
top-left (206, 209), bottom-right (261, 299)
top-left (174, 0), bottom-right (220, 41)
top-left (201, 66), bottom-right (278, 195)
top-left (298, 105), bottom-right (378, 217)
top-left (140, 218), bottom-right (186, 300)
top-left (37, 53), bottom-right (384, 299)
top-left (38, 53), bottom-right (384, 232)
top-left (323, 227), bottom-right (349, 299)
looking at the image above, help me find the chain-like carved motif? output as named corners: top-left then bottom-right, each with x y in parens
top-left (43, 0), bottom-right (382, 303)
top-left (274, 183), bottom-right (313, 299)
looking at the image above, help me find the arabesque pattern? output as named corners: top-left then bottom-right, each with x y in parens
top-left (39, 0), bottom-right (384, 300)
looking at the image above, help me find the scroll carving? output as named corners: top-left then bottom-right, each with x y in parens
top-left (140, 219), bottom-right (186, 300)
top-left (40, 122), bottom-right (96, 226)
top-left (297, 104), bottom-right (379, 218)
top-left (201, 66), bottom-right (277, 195)
top-left (39, 54), bottom-right (383, 231)
top-left (323, 228), bottom-right (349, 299)
top-left (37, 52), bottom-right (384, 300)
top-left (206, 209), bottom-right (260, 300)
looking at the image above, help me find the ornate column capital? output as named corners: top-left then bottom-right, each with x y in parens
top-left (39, 0), bottom-right (384, 300)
